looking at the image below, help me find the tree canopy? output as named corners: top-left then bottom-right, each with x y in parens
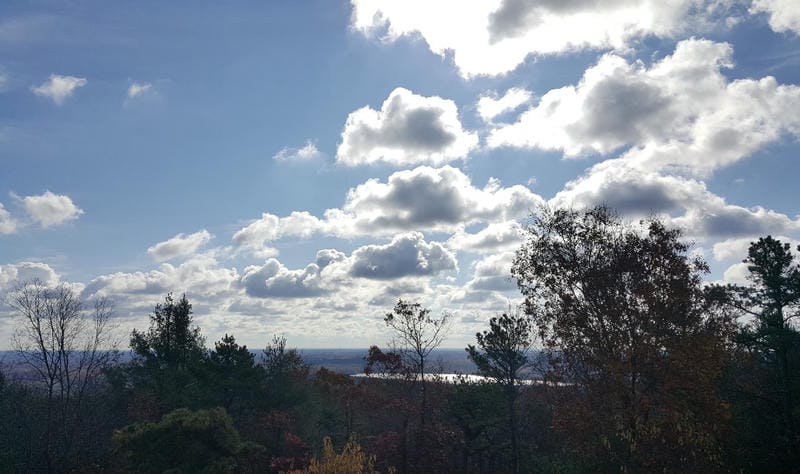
top-left (512, 206), bottom-right (734, 471)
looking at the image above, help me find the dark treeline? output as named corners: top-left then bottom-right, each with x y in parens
top-left (0, 205), bottom-right (798, 473)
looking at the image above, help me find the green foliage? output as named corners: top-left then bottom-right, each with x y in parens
top-left (262, 335), bottom-right (310, 410)
top-left (207, 334), bottom-right (264, 415)
top-left (113, 407), bottom-right (264, 473)
top-left (131, 293), bottom-right (205, 368)
top-left (124, 294), bottom-right (209, 413)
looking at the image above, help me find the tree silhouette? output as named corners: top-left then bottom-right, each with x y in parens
top-left (512, 206), bottom-right (734, 471)
top-left (467, 312), bottom-right (533, 474)
top-left (8, 279), bottom-right (117, 472)
top-left (127, 293), bottom-right (208, 413)
top-left (208, 334), bottom-right (263, 416)
top-left (730, 236), bottom-right (800, 466)
top-left (384, 299), bottom-right (451, 426)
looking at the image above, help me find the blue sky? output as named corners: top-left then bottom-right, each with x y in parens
top-left (1, 0), bottom-right (799, 349)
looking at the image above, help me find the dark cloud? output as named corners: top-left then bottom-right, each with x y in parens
top-left (489, 0), bottom-right (630, 42)
top-left (567, 75), bottom-right (675, 147)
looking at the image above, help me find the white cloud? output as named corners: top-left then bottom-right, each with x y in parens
top-left (239, 233), bottom-right (457, 301)
top-left (147, 230), bottom-right (213, 262)
top-left (464, 251), bottom-right (517, 292)
top-left (273, 140), bottom-right (324, 162)
top-left (20, 191), bottom-right (83, 228)
top-left (31, 74), bottom-right (86, 105)
top-left (231, 166), bottom-right (543, 255)
top-left (751, 0), bottom-right (800, 35)
top-left (351, 0), bottom-right (732, 77)
top-left (552, 159), bottom-right (800, 240)
top-left (82, 255), bottom-right (239, 300)
top-left (712, 235), bottom-right (800, 262)
top-left (241, 258), bottom-right (330, 299)
top-left (722, 261), bottom-right (750, 285)
top-left (0, 261), bottom-right (60, 290)
top-left (232, 211), bottom-right (323, 254)
top-left (349, 232), bottom-right (457, 279)
top-left (477, 87), bottom-right (532, 122)
top-left (488, 39), bottom-right (800, 175)
top-left (331, 165), bottom-right (543, 235)
top-left (0, 202), bottom-right (18, 234)
top-left (336, 87), bottom-right (478, 166)
top-left (447, 221), bottom-right (523, 253)
top-left (127, 82), bottom-right (152, 99)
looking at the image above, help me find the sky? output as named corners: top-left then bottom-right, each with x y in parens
top-left (0, 0), bottom-right (799, 349)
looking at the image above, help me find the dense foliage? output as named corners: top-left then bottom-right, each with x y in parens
top-left (0, 206), bottom-right (798, 472)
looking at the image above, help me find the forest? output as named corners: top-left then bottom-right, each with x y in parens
top-left (0, 206), bottom-right (798, 473)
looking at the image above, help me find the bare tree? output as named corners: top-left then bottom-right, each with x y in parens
top-left (384, 299), bottom-right (451, 425)
top-left (8, 279), bottom-right (118, 472)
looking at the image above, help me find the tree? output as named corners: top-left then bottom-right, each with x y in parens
top-left (8, 279), bottom-right (117, 472)
top-left (207, 334), bottom-right (263, 416)
top-left (729, 236), bottom-right (800, 466)
top-left (466, 312), bottom-right (533, 474)
top-left (262, 335), bottom-right (310, 409)
top-left (130, 293), bottom-right (205, 368)
top-left (126, 293), bottom-right (208, 413)
top-left (511, 206), bottom-right (734, 471)
top-left (383, 299), bottom-right (451, 425)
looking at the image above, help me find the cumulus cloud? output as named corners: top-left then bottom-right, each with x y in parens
top-left (0, 202), bottom-right (18, 234)
top-left (31, 74), bottom-right (86, 105)
top-left (751, 0), bottom-right (800, 35)
top-left (127, 82), bottom-right (152, 99)
top-left (0, 261), bottom-right (60, 290)
top-left (82, 255), bottom-right (239, 300)
top-left (349, 232), bottom-right (456, 280)
top-left (713, 236), bottom-right (800, 262)
top-left (464, 252), bottom-right (517, 292)
top-left (331, 166), bottom-right (542, 235)
top-left (336, 87), bottom-right (478, 166)
top-left (477, 87), bottom-right (533, 122)
top-left (351, 0), bottom-right (730, 77)
top-left (20, 191), bottom-right (83, 228)
top-left (447, 221), bottom-right (523, 253)
top-left (232, 211), bottom-right (323, 255)
top-left (273, 140), bottom-right (324, 162)
top-left (553, 160), bottom-right (800, 240)
top-left (231, 166), bottom-right (543, 255)
top-left (241, 258), bottom-right (329, 299)
top-left (147, 230), bottom-right (213, 262)
top-left (240, 249), bottom-right (348, 299)
top-left (488, 39), bottom-right (800, 175)
top-left (722, 262), bottom-right (750, 285)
